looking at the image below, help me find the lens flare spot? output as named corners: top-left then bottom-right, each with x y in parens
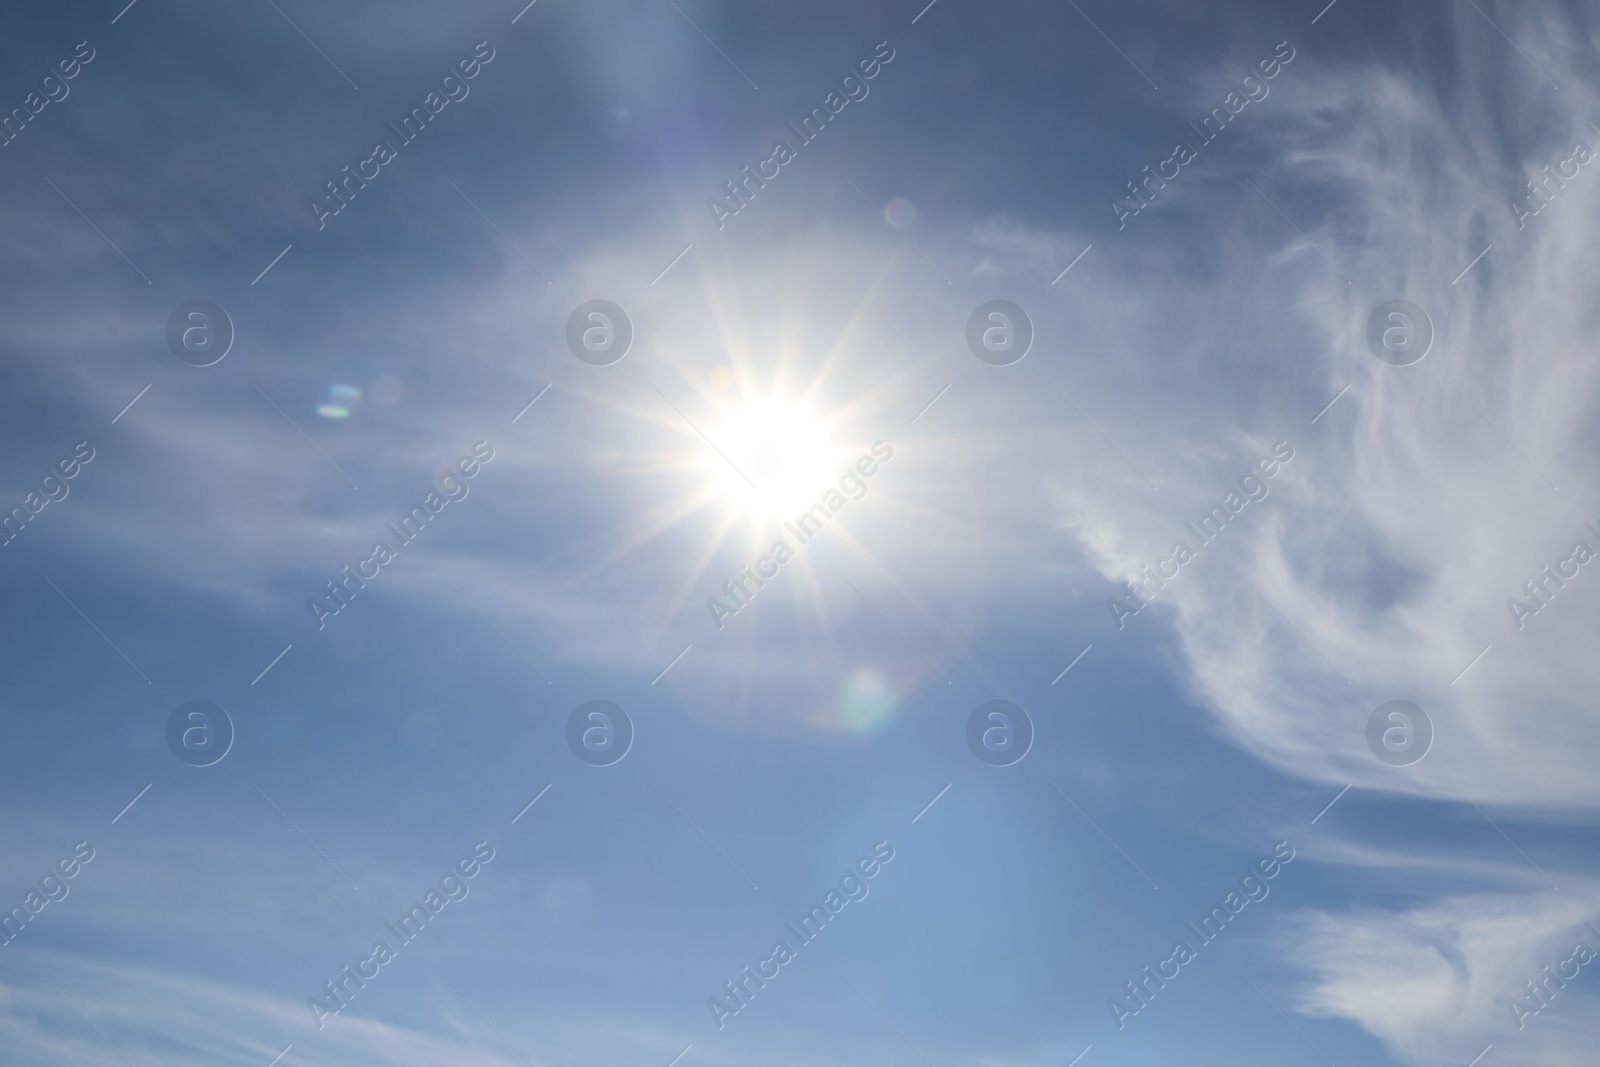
top-left (838, 667), bottom-right (898, 732)
top-left (319, 384), bottom-right (362, 419)
top-left (883, 197), bottom-right (915, 227)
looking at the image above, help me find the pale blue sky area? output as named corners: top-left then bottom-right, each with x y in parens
top-left (1, 1), bottom-right (1598, 1065)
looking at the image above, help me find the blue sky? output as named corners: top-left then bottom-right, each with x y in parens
top-left (2, 0), bottom-right (1599, 1065)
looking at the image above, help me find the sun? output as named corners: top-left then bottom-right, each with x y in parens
top-left (705, 397), bottom-right (843, 522)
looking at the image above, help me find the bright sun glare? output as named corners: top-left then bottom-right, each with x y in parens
top-left (708, 399), bottom-right (841, 521)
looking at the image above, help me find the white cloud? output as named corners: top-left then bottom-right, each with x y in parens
top-left (0, 947), bottom-right (533, 1067)
top-left (1051, 3), bottom-right (1600, 808)
top-left (1283, 891), bottom-right (1600, 1066)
